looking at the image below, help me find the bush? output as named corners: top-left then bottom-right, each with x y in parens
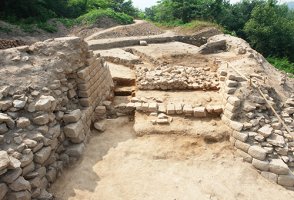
top-left (267, 57), bottom-right (294, 75)
top-left (77, 9), bottom-right (133, 25)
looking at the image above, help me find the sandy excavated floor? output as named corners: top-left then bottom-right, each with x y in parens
top-left (50, 117), bottom-right (294, 200)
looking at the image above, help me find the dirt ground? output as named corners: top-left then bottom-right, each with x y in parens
top-left (50, 117), bottom-right (294, 200)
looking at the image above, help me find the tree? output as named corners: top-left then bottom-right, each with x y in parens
top-left (244, 0), bottom-right (294, 61)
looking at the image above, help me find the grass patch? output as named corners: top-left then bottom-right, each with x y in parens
top-left (37, 22), bottom-right (57, 33)
top-left (267, 57), bottom-right (294, 75)
top-left (77, 9), bottom-right (133, 25)
top-left (56, 18), bottom-right (77, 28)
top-left (154, 20), bottom-right (223, 32)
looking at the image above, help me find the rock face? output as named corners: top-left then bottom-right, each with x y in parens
top-left (0, 37), bottom-right (114, 199)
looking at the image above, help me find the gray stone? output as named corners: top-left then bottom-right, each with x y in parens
top-left (269, 159), bottom-right (289, 175)
top-left (34, 147), bottom-right (52, 164)
top-left (20, 151), bottom-right (33, 167)
top-left (94, 121), bottom-right (106, 132)
top-left (23, 139), bottom-right (38, 148)
top-left (0, 100), bottom-right (12, 111)
top-left (236, 149), bottom-right (252, 163)
top-left (0, 123), bottom-right (8, 134)
top-left (29, 176), bottom-right (41, 188)
top-left (13, 100), bottom-right (26, 109)
top-left (267, 134), bottom-right (285, 147)
top-left (38, 189), bottom-right (53, 200)
top-left (8, 156), bottom-right (21, 169)
top-left (0, 150), bottom-right (10, 170)
top-left (258, 125), bottom-right (273, 138)
top-left (9, 176), bottom-right (31, 191)
top-left (16, 117), bottom-right (30, 128)
top-left (95, 106), bottom-right (106, 115)
top-left (278, 173), bottom-right (294, 187)
top-left (22, 161), bottom-right (35, 176)
top-left (33, 114), bottom-right (50, 125)
top-left (227, 96), bottom-right (240, 107)
top-left (0, 183), bottom-right (8, 200)
top-left (65, 143), bottom-right (85, 158)
top-left (46, 168), bottom-right (57, 183)
top-left (252, 159), bottom-right (269, 171)
top-left (63, 109), bottom-right (82, 124)
top-left (261, 171), bottom-right (278, 183)
top-left (64, 120), bottom-right (84, 139)
top-left (0, 113), bottom-right (15, 129)
top-left (230, 121), bottom-right (243, 131)
top-left (35, 95), bottom-right (55, 111)
top-left (248, 146), bottom-right (267, 161)
top-left (7, 191), bottom-right (31, 200)
top-left (1, 168), bottom-right (22, 183)
top-left (232, 131), bottom-right (248, 142)
top-left (235, 140), bottom-right (250, 152)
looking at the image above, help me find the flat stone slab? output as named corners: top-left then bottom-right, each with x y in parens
top-left (107, 62), bottom-right (135, 86)
top-left (94, 49), bottom-right (140, 65)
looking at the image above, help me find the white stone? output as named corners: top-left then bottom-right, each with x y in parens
top-left (269, 159), bottom-right (289, 175)
top-left (248, 146), bottom-right (267, 161)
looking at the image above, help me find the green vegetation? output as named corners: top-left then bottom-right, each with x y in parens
top-left (0, 0), bottom-right (138, 32)
top-left (144, 0), bottom-right (294, 74)
top-left (267, 57), bottom-right (294, 75)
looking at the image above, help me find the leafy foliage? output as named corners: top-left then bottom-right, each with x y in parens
top-left (267, 57), bottom-right (294, 75)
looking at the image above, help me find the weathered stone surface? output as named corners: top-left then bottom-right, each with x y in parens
top-left (232, 131), bottom-right (248, 142)
top-left (156, 118), bottom-right (170, 124)
top-left (267, 134), bottom-right (285, 147)
top-left (230, 121), bottom-right (243, 131)
top-left (33, 114), bottom-right (49, 125)
top-left (9, 176), bottom-right (31, 191)
top-left (0, 113), bottom-right (15, 129)
top-left (95, 106), bottom-right (106, 115)
top-left (19, 150), bottom-right (33, 167)
top-left (183, 104), bottom-right (193, 116)
top-left (175, 103), bottom-right (183, 114)
top-left (261, 171), bottom-right (278, 183)
top-left (23, 139), bottom-right (38, 148)
top-left (9, 156), bottom-right (21, 169)
top-left (2, 168), bottom-right (22, 183)
top-left (235, 140), bottom-right (250, 152)
top-left (194, 107), bottom-right (206, 117)
top-left (22, 161), bottom-right (35, 176)
top-left (148, 103), bottom-right (157, 112)
top-left (7, 191), bottom-right (31, 200)
top-left (34, 147), bottom-right (52, 164)
top-left (63, 109), bottom-right (82, 124)
top-left (269, 159), bottom-right (289, 175)
top-left (35, 95), bottom-right (55, 111)
top-left (64, 120), bottom-right (84, 138)
top-left (16, 117), bottom-right (30, 128)
top-left (46, 168), bottom-right (57, 183)
top-left (94, 120), bottom-right (106, 132)
top-left (236, 149), bottom-right (252, 163)
top-left (38, 189), bottom-right (53, 200)
top-left (0, 183), bottom-right (8, 200)
top-left (248, 146), bottom-right (267, 161)
top-left (252, 159), bottom-right (269, 171)
top-left (227, 96), bottom-right (240, 107)
top-left (0, 150), bottom-right (10, 170)
top-left (278, 173), bottom-right (294, 187)
top-left (258, 125), bottom-right (273, 138)
top-left (29, 176), bottom-right (41, 188)
top-left (13, 100), bottom-right (26, 109)
top-left (0, 123), bottom-right (8, 134)
top-left (65, 143), bottom-right (85, 158)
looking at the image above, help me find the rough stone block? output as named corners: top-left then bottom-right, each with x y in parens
top-left (248, 146), bottom-right (267, 161)
top-left (9, 176), bottom-right (31, 192)
top-left (194, 107), bottom-right (206, 117)
top-left (7, 190), bottom-right (31, 200)
top-left (261, 172), bottom-right (278, 183)
top-left (35, 95), bottom-right (55, 111)
top-left (232, 131), bottom-right (248, 142)
top-left (167, 103), bottom-right (175, 115)
top-left (64, 120), bottom-right (84, 138)
top-left (227, 96), bottom-right (241, 107)
top-left (230, 121), bottom-right (243, 131)
top-left (175, 103), bottom-right (183, 114)
top-left (236, 149), bottom-right (252, 163)
top-left (235, 140), bottom-right (250, 152)
top-left (0, 183), bottom-right (8, 200)
top-left (252, 159), bottom-right (269, 171)
top-left (269, 159), bottom-right (289, 175)
top-left (63, 109), bottom-right (82, 124)
top-left (34, 147), bottom-right (52, 164)
top-left (278, 173), bottom-right (294, 187)
top-left (258, 125), bottom-right (273, 138)
top-left (148, 103), bottom-right (158, 112)
top-left (33, 114), bottom-right (50, 125)
top-left (183, 104), bottom-right (193, 116)
top-left (0, 150), bottom-right (9, 170)
top-left (65, 143), bottom-right (85, 158)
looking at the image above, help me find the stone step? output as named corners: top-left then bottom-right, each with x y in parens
top-left (107, 62), bottom-right (136, 86)
top-left (114, 86), bottom-right (135, 96)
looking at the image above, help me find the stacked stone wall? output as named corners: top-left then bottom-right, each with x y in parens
top-left (0, 37), bottom-right (113, 199)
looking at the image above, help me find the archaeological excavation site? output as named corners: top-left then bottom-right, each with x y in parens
top-left (0, 21), bottom-right (294, 200)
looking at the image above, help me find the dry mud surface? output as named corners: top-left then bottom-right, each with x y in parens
top-left (50, 118), bottom-right (294, 200)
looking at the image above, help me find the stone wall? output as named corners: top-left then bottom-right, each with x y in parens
top-left (214, 36), bottom-right (294, 189)
top-left (0, 37), bottom-right (113, 199)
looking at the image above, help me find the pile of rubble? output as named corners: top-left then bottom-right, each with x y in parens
top-left (0, 37), bottom-right (113, 200)
top-left (136, 65), bottom-right (219, 90)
